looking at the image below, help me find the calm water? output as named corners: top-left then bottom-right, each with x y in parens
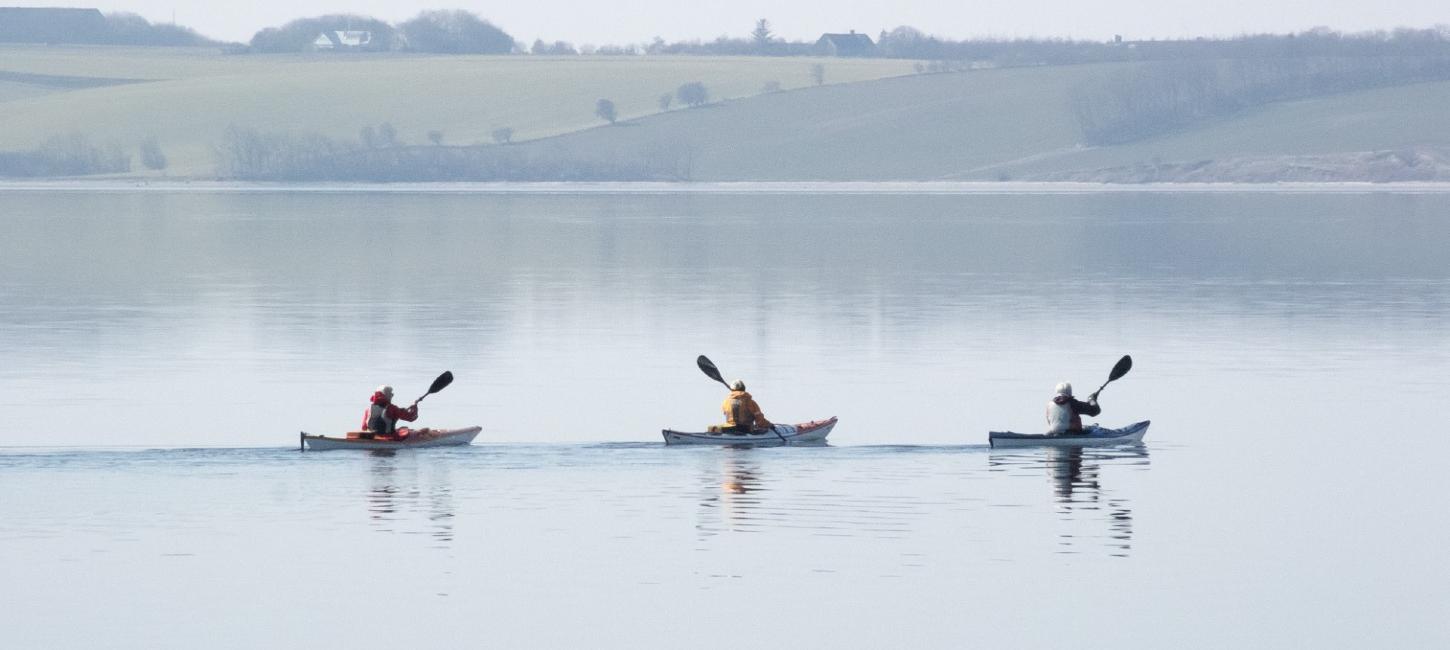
top-left (2, 187), bottom-right (1448, 647)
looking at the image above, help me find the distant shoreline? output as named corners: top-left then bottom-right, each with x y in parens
top-left (6, 179), bottom-right (1450, 194)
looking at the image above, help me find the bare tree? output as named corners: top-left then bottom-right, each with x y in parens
top-left (809, 63), bottom-right (825, 86)
top-left (492, 127), bottom-right (514, 144)
top-left (139, 136), bottom-right (167, 171)
top-left (595, 98), bottom-right (618, 124)
top-left (751, 19), bottom-right (773, 54)
top-left (427, 130), bottom-right (444, 146)
top-left (657, 93), bottom-right (673, 111)
top-left (378, 122), bottom-right (399, 147)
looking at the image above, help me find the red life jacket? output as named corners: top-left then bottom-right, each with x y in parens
top-left (364, 392), bottom-right (398, 435)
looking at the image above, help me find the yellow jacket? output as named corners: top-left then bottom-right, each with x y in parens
top-left (722, 390), bottom-right (772, 430)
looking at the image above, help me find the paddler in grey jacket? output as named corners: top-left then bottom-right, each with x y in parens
top-left (1045, 382), bottom-right (1101, 435)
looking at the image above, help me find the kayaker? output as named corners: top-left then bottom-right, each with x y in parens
top-left (1045, 381), bottom-right (1101, 435)
top-left (362, 385), bottom-right (419, 440)
top-left (722, 380), bottom-right (773, 434)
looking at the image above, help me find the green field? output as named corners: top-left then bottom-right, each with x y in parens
top-left (520, 64), bottom-right (1112, 181)
top-left (530, 68), bottom-right (1450, 181)
top-left (3, 44), bottom-right (1448, 180)
top-left (0, 46), bottom-right (918, 175)
top-left (985, 80), bottom-right (1450, 180)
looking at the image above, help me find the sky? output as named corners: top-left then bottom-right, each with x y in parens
top-left (18, 1), bottom-right (1450, 45)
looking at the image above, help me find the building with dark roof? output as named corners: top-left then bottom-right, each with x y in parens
top-left (0, 7), bottom-right (106, 44)
top-left (815, 31), bottom-right (876, 57)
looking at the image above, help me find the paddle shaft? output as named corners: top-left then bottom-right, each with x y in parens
top-left (413, 371), bottom-right (454, 405)
top-left (1092, 355), bottom-right (1133, 398)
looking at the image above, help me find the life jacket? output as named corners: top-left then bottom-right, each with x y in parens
top-left (1045, 394), bottom-right (1082, 434)
top-left (722, 391), bottom-right (758, 429)
top-left (364, 392), bottom-right (397, 435)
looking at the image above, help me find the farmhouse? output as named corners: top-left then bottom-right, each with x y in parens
top-left (0, 7), bottom-right (106, 43)
top-left (814, 31), bottom-right (875, 57)
top-left (313, 30), bottom-right (373, 51)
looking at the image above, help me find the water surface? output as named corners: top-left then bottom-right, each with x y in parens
top-left (1, 187), bottom-right (1446, 647)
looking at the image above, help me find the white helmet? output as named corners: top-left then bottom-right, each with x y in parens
top-left (1054, 382), bottom-right (1073, 396)
top-left (731, 379), bottom-right (746, 391)
top-left (376, 385), bottom-right (394, 399)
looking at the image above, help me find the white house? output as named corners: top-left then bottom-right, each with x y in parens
top-left (313, 30), bottom-right (373, 50)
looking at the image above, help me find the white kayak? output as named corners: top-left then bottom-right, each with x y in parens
top-left (662, 417), bottom-right (837, 446)
top-left (989, 420), bottom-right (1150, 448)
top-left (300, 426), bottom-right (482, 451)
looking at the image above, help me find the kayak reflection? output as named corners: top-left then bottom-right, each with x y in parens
top-left (1047, 446), bottom-right (1148, 557)
top-left (697, 451), bottom-right (766, 537)
top-left (991, 445), bottom-right (1149, 557)
top-left (365, 452), bottom-right (456, 548)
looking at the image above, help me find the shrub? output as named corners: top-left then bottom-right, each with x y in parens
top-left (677, 81), bottom-right (709, 107)
top-left (595, 99), bottom-right (617, 124)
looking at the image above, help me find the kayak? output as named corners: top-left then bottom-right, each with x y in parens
top-left (299, 426), bottom-right (482, 451)
top-left (662, 417), bottom-right (837, 446)
top-left (989, 420), bottom-right (1150, 448)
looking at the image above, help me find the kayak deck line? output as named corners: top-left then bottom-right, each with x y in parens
top-left (300, 426), bottom-right (482, 451)
top-left (662, 417), bottom-right (837, 446)
top-left (988, 420), bottom-right (1150, 448)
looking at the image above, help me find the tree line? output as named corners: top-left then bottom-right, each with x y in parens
top-left (1071, 54), bottom-right (1450, 145)
top-left (247, 10), bottom-right (512, 54)
top-left (876, 25), bottom-right (1450, 67)
top-left (214, 125), bottom-right (692, 181)
top-left (0, 134), bottom-right (169, 177)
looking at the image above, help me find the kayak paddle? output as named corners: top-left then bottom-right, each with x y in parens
top-left (1091, 355), bottom-right (1133, 399)
top-left (696, 355), bottom-right (732, 391)
top-left (414, 371), bottom-right (454, 405)
top-left (697, 355), bottom-right (786, 443)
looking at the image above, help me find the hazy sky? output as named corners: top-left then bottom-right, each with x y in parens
top-left (23, 1), bottom-right (1450, 45)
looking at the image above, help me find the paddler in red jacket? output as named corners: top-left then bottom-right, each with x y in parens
top-left (362, 385), bottom-right (419, 439)
top-left (722, 380), bottom-right (773, 434)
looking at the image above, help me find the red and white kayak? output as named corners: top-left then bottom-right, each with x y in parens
top-left (300, 426), bottom-right (482, 451)
top-left (662, 417), bottom-right (837, 446)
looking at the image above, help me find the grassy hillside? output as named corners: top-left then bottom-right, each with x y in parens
top-left (4, 44), bottom-right (1448, 181)
top-left (527, 70), bottom-right (1450, 181)
top-left (518, 64), bottom-right (1107, 181)
top-left (0, 46), bottom-right (917, 175)
top-left (0, 44), bottom-right (253, 80)
top-left (984, 81), bottom-right (1450, 180)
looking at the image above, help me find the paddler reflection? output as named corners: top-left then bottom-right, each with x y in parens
top-left (365, 452), bottom-right (457, 547)
top-left (1045, 446), bottom-right (1147, 557)
top-left (697, 451), bottom-right (765, 536)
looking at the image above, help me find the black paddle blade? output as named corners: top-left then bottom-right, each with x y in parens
top-left (697, 355), bottom-right (724, 381)
top-left (697, 355), bottom-right (733, 389)
top-left (427, 371), bottom-right (454, 395)
top-left (1108, 355), bottom-right (1133, 382)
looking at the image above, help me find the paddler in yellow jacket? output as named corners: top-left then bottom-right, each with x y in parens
top-left (722, 380), bottom-right (773, 434)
